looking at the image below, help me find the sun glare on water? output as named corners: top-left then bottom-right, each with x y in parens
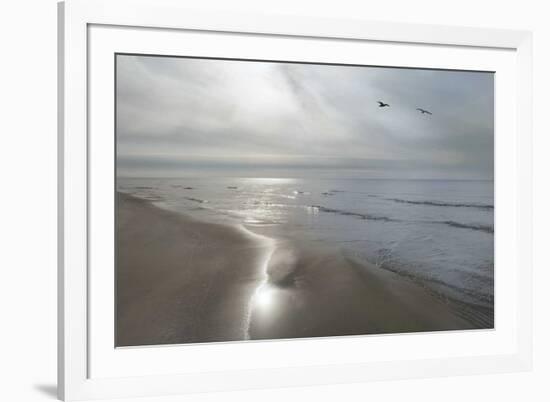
top-left (242, 177), bottom-right (297, 185)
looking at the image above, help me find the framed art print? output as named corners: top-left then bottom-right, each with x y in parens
top-left (115, 54), bottom-right (495, 346)
top-left (58, 0), bottom-right (533, 400)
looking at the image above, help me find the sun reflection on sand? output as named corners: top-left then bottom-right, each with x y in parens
top-left (237, 226), bottom-right (276, 340)
top-left (254, 284), bottom-right (276, 310)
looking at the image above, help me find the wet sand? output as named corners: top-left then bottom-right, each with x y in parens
top-left (116, 192), bottom-right (269, 346)
top-left (249, 242), bottom-right (476, 339)
top-left (116, 192), bottom-right (475, 347)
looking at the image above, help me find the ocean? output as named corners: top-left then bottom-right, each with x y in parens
top-left (117, 177), bottom-right (494, 327)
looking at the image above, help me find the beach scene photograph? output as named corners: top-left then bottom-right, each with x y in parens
top-left (115, 54), bottom-right (494, 347)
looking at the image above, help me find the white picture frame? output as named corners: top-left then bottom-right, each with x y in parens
top-left (58, 0), bottom-right (533, 400)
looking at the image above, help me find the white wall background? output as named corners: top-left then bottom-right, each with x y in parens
top-left (0, 0), bottom-right (547, 401)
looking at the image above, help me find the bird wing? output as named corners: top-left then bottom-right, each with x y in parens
top-left (378, 101), bottom-right (383, 106)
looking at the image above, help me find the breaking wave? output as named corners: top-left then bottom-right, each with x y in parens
top-left (312, 204), bottom-right (493, 234)
top-left (386, 198), bottom-right (494, 210)
top-left (311, 205), bottom-right (396, 222)
top-left (441, 221), bottom-right (493, 233)
top-left (184, 197), bottom-right (208, 204)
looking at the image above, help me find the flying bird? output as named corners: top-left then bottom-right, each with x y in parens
top-left (416, 108), bottom-right (432, 115)
top-left (377, 101), bottom-right (390, 108)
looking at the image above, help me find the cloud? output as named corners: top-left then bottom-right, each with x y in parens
top-left (116, 55), bottom-right (493, 179)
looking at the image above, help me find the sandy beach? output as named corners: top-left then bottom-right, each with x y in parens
top-left (117, 192), bottom-right (477, 347)
top-left (116, 192), bottom-right (268, 346)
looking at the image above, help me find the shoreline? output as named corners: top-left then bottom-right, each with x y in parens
top-left (116, 192), bottom-right (270, 346)
top-left (117, 192), bottom-right (485, 347)
top-left (233, 225), bottom-right (277, 340)
top-left (247, 238), bottom-right (479, 340)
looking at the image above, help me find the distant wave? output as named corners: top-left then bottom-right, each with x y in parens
top-left (141, 195), bottom-right (164, 202)
top-left (184, 197), bottom-right (208, 204)
top-left (312, 204), bottom-right (493, 234)
top-left (440, 220), bottom-right (493, 233)
top-left (313, 191), bottom-right (493, 210)
top-left (311, 205), bottom-right (396, 222)
top-left (386, 198), bottom-right (494, 210)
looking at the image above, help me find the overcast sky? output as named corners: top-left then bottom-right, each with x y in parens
top-left (116, 55), bottom-right (494, 179)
